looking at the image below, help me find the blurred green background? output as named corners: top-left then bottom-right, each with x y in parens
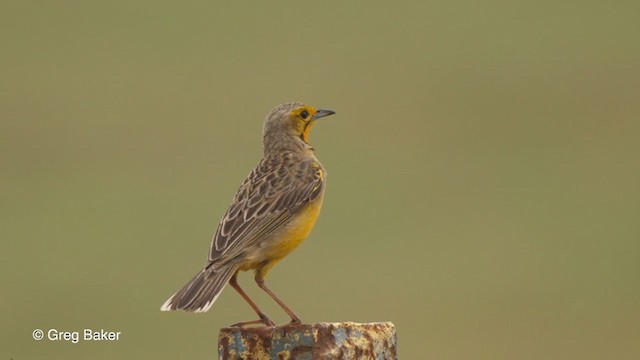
top-left (1, 1), bottom-right (639, 359)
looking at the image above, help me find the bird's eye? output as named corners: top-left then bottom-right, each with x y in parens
top-left (300, 110), bottom-right (309, 119)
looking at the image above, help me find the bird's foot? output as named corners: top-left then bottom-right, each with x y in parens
top-left (230, 314), bottom-right (275, 328)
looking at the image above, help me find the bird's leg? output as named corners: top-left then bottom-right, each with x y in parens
top-left (254, 271), bottom-right (302, 324)
top-left (229, 271), bottom-right (275, 327)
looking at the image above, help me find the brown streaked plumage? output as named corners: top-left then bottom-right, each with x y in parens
top-left (161, 102), bottom-right (335, 327)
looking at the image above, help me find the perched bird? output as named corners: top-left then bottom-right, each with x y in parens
top-left (161, 102), bottom-right (335, 327)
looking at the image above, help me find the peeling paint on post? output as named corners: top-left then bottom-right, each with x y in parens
top-left (218, 322), bottom-right (397, 360)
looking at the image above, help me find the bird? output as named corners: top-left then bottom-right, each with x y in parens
top-left (161, 102), bottom-right (335, 327)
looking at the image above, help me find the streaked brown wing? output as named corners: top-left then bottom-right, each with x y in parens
top-left (208, 155), bottom-right (325, 264)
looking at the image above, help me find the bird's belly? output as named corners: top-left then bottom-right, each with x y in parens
top-left (239, 194), bottom-right (324, 271)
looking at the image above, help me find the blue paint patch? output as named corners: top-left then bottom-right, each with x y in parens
top-left (333, 327), bottom-right (348, 345)
top-left (232, 330), bottom-right (246, 355)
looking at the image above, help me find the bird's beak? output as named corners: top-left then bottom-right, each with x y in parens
top-left (312, 109), bottom-right (336, 120)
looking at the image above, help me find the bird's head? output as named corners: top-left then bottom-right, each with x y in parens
top-left (262, 102), bottom-right (335, 154)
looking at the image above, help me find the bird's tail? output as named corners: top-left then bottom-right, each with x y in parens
top-left (160, 265), bottom-right (238, 313)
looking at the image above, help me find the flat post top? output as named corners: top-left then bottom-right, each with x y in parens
top-left (218, 322), bottom-right (397, 360)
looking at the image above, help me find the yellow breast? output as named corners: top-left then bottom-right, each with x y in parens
top-left (266, 193), bottom-right (325, 261)
top-left (237, 194), bottom-right (324, 272)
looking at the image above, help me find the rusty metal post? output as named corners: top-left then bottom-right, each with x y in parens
top-left (218, 322), bottom-right (397, 360)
